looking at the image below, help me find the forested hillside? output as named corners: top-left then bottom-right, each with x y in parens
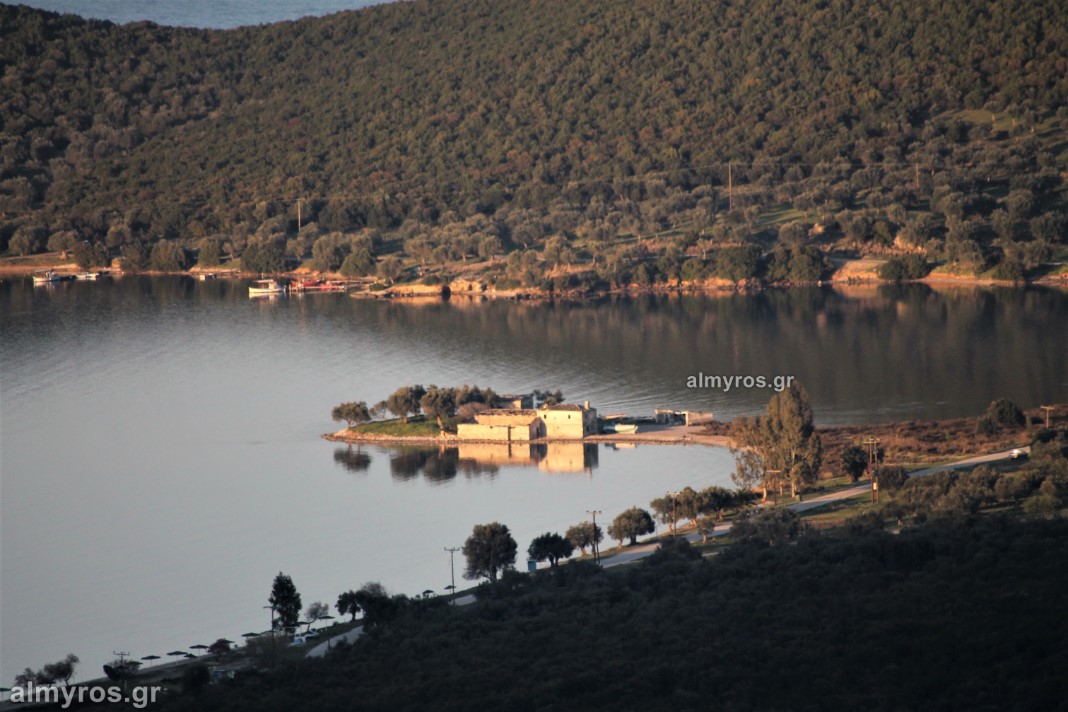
top-left (2, 0), bottom-right (1067, 283)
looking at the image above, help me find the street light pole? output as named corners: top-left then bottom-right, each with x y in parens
top-left (444, 547), bottom-right (460, 602)
top-left (586, 510), bottom-right (602, 564)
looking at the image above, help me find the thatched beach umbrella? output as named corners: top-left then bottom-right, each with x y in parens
top-left (166, 650), bottom-right (187, 658)
top-left (141, 655), bottom-right (161, 666)
top-left (190, 644), bottom-right (209, 652)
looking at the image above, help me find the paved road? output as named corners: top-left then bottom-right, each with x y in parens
top-left (909, 446), bottom-right (1029, 477)
top-left (605, 446), bottom-right (1029, 566)
top-left (306, 627), bottom-right (364, 658)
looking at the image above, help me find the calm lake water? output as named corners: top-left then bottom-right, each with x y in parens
top-left (1, 277), bottom-right (1066, 684)
top-left (11, 0), bottom-right (382, 28)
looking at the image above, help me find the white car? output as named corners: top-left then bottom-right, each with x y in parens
top-left (1010, 448), bottom-right (1025, 459)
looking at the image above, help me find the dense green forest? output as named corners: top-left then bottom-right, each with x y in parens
top-left (2, 0), bottom-right (1067, 284)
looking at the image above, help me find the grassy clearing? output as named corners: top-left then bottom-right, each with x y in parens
top-left (799, 491), bottom-right (878, 528)
top-left (756, 206), bottom-right (808, 229)
top-left (354, 416), bottom-right (442, 437)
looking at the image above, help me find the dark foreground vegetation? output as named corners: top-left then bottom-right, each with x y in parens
top-left (3, 0), bottom-right (1067, 286)
top-left (128, 515), bottom-right (1068, 712)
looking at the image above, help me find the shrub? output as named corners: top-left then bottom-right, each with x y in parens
top-left (988, 258), bottom-right (1025, 282)
top-left (878, 254), bottom-right (930, 281)
top-left (986, 398), bottom-right (1025, 427)
top-left (975, 415), bottom-right (997, 436)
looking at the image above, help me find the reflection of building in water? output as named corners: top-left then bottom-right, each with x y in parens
top-left (457, 442), bottom-right (541, 466)
top-left (538, 443), bottom-right (598, 473)
top-left (456, 442), bottom-right (598, 474)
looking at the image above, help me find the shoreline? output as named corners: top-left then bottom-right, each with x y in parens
top-left (326, 403), bottom-right (1064, 472)
top-left (323, 424), bottom-right (736, 448)
top-left (2, 255), bottom-right (1066, 298)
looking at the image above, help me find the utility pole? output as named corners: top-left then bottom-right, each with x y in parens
top-left (296, 198), bottom-right (304, 237)
top-left (1040, 405), bottom-right (1054, 430)
top-left (586, 510), bottom-right (602, 564)
top-left (864, 437), bottom-right (881, 503)
top-left (444, 546), bottom-right (460, 602)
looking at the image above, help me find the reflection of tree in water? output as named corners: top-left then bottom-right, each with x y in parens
top-left (388, 448), bottom-right (498, 483)
top-left (334, 446), bottom-right (372, 473)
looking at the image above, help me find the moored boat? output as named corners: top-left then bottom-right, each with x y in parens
top-left (32, 270), bottom-right (62, 284)
top-left (248, 279), bottom-right (287, 296)
top-left (290, 279), bottom-right (347, 292)
top-left (75, 272), bottom-right (101, 280)
top-left (603, 423), bottom-right (640, 434)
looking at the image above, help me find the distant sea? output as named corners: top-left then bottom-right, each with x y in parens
top-left (10, 0), bottom-right (384, 29)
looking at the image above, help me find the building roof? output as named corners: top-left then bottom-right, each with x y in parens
top-left (472, 409), bottom-right (541, 426)
top-left (541, 403), bottom-right (587, 412)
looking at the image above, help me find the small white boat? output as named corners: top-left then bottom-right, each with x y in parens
top-left (198, 273), bottom-right (216, 281)
top-left (32, 270), bottom-right (62, 285)
top-left (75, 272), bottom-right (101, 280)
top-left (604, 423), bottom-right (639, 434)
top-left (248, 279), bottom-right (287, 296)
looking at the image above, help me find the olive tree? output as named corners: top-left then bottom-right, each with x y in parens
top-left (332, 401), bottom-right (371, 428)
top-left (527, 532), bottom-right (574, 568)
top-left (463, 522), bottom-right (518, 582)
top-left (607, 507), bottom-right (655, 549)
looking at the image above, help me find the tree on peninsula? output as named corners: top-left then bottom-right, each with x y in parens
top-left (420, 387), bottom-right (458, 430)
top-left (463, 522), bottom-right (517, 582)
top-left (332, 401), bottom-right (371, 428)
top-left (268, 572), bottom-right (302, 631)
top-left (386, 385), bottom-right (426, 423)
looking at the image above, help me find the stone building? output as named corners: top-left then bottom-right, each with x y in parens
top-left (455, 400), bottom-right (598, 442)
top-left (455, 409), bottom-right (545, 442)
top-left (539, 401), bottom-right (598, 439)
